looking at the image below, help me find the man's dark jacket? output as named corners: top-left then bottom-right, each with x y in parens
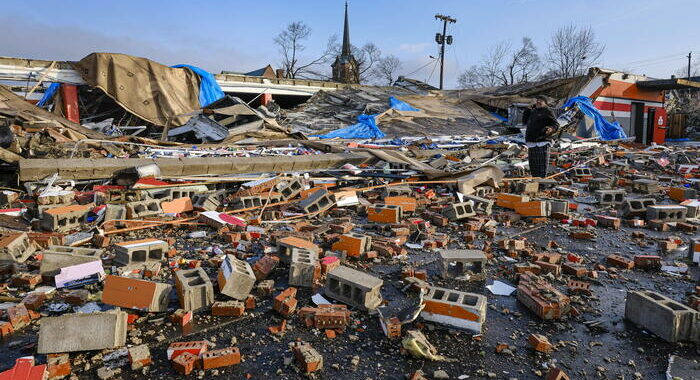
top-left (523, 107), bottom-right (557, 143)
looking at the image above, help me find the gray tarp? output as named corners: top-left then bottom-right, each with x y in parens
top-left (73, 53), bottom-right (201, 127)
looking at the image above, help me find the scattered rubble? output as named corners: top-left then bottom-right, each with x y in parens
top-left (0, 50), bottom-right (698, 380)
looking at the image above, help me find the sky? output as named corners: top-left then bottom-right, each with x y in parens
top-left (1, 0), bottom-right (699, 89)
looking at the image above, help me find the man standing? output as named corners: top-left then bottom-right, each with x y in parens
top-left (522, 96), bottom-right (558, 178)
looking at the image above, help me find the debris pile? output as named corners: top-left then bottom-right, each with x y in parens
top-left (0, 53), bottom-right (698, 380)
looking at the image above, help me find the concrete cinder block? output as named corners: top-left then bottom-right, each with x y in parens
top-left (588, 177), bottom-right (612, 191)
top-left (41, 204), bottom-right (92, 233)
top-left (289, 249), bottom-right (320, 288)
top-left (549, 200), bottom-right (569, 216)
top-left (384, 185), bottom-right (412, 198)
top-left (439, 249), bottom-right (487, 281)
top-left (101, 275), bottom-right (172, 312)
top-left (218, 254), bottom-right (256, 300)
top-left (113, 239), bottom-right (167, 266)
top-left (632, 178), bottom-right (660, 194)
top-left (625, 290), bottom-right (699, 343)
top-left (192, 190), bottom-right (227, 211)
top-left (325, 265), bottom-right (383, 311)
top-left (229, 195), bottom-right (262, 211)
top-left (125, 199), bottom-right (162, 219)
top-left (298, 189), bottom-right (335, 214)
top-left (37, 309), bottom-right (128, 353)
top-left (0, 232), bottom-right (37, 263)
top-left (174, 267), bottom-right (214, 311)
top-left (39, 246), bottom-right (103, 277)
top-left (420, 286), bottom-right (487, 333)
top-left (277, 237), bottom-right (320, 264)
top-left (275, 178), bottom-right (304, 200)
top-left (620, 198), bottom-right (656, 218)
top-left (474, 186), bottom-right (495, 197)
top-left (442, 201), bottom-right (476, 221)
top-left (594, 189), bottom-right (626, 206)
top-left (646, 205), bottom-right (687, 222)
top-left (463, 195), bottom-right (493, 215)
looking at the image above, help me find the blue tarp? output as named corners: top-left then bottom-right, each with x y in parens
top-left (563, 96), bottom-right (627, 141)
top-left (389, 96), bottom-right (420, 111)
top-left (37, 83), bottom-right (61, 107)
top-left (314, 113), bottom-right (385, 139)
top-left (315, 97), bottom-right (420, 139)
top-left (171, 64), bottom-right (225, 107)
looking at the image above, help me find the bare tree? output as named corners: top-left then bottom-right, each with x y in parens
top-left (355, 43), bottom-right (382, 82)
top-left (502, 38), bottom-right (541, 84)
top-left (675, 57), bottom-right (700, 78)
top-left (332, 42), bottom-right (382, 83)
top-left (457, 42), bottom-right (508, 88)
top-left (372, 55), bottom-right (403, 85)
top-left (274, 21), bottom-right (336, 79)
top-left (546, 25), bottom-right (604, 78)
top-left (458, 39), bottom-right (540, 88)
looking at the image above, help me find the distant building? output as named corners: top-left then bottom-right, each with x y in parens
top-left (221, 64), bottom-right (283, 79)
top-left (331, 2), bottom-right (359, 84)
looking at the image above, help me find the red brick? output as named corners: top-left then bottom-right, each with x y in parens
top-left (172, 351), bottom-right (197, 375)
top-left (383, 317), bottom-right (401, 339)
top-left (7, 303), bottom-right (30, 329)
top-left (0, 321), bottom-right (13, 338)
top-left (517, 274), bottom-right (571, 320)
top-left (606, 254), bottom-right (634, 269)
top-left (170, 309), bottom-right (193, 326)
top-left (21, 293), bottom-right (46, 311)
top-left (47, 353), bottom-right (71, 379)
top-left (561, 263), bottom-right (587, 277)
top-left (273, 287), bottom-right (297, 316)
top-left (567, 279), bottom-right (592, 296)
top-left (252, 255), bottom-right (279, 280)
top-left (633, 255), bottom-right (661, 270)
top-left (201, 347), bottom-right (241, 369)
top-left (569, 231), bottom-right (594, 240)
top-left (211, 301), bottom-right (245, 317)
top-left (545, 368), bottom-right (570, 380)
top-left (528, 334), bottom-right (553, 353)
top-left (534, 261), bottom-right (561, 276)
top-left (291, 342), bottom-right (323, 373)
top-left (167, 341), bottom-right (208, 360)
top-left (11, 273), bottom-right (42, 289)
top-left (299, 304), bottom-right (351, 331)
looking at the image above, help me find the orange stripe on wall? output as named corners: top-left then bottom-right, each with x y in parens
top-left (598, 79), bottom-right (664, 103)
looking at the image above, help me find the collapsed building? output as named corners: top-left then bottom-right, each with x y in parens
top-left (0, 48), bottom-right (697, 380)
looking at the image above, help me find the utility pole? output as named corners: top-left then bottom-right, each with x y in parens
top-left (434, 14), bottom-right (456, 90)
top-left (687, 51), bottom-right (692, 79)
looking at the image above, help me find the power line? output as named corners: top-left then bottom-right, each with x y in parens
top-left (404, 58), bottom-right (437, 77)
top-left (607, 49), bottom-right (699, 68)
top-left (426, 59), bottom-right (440, 84)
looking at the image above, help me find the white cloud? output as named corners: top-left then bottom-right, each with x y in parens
top-left (398, 42), bottom-right (429, 54)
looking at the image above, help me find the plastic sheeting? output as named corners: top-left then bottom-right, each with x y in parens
top-left (315, 97), bottom-right (419, 139)
top-left (315, 113), bottom-right (385, 139)
top-left (563, 96), bottom-right (627, 141)
top-left (389, 96), bottom-right (420, 112)
top-left (172, 64), bottom-right (225, 107)
top-left (37, 83), bottom-right (60, 107)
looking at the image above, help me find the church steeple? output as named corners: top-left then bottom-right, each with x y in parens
top-left (332, 1), bottom-right (360, 84)
top-left (341, 1), bottom-right (352, 57)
